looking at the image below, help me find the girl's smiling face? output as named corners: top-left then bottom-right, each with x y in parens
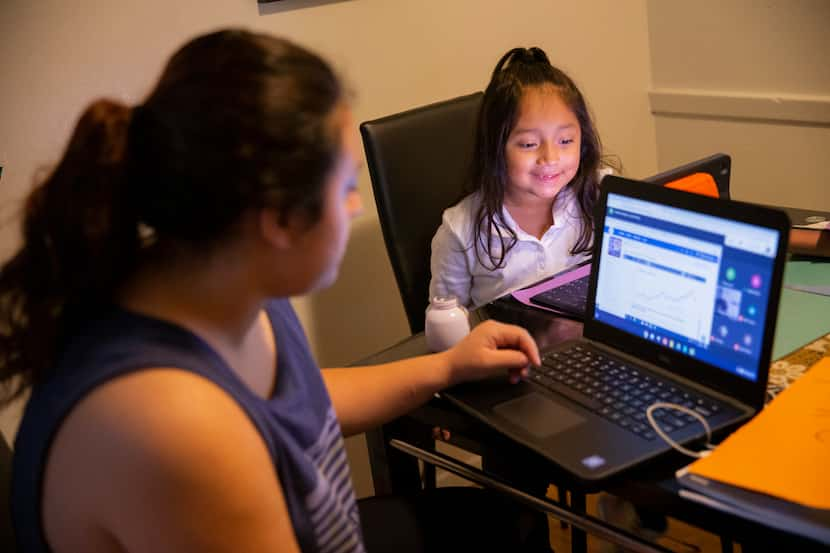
top-left (504, 85), bottom-right (582, 206)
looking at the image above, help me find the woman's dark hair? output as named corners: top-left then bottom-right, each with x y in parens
top-left (469, 47), bottom-right (616, 269)
top-left (0, 30), bottom-right (344, 401)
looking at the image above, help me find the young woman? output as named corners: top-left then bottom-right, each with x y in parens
top-left (1, 30), bottom-right (544, 553)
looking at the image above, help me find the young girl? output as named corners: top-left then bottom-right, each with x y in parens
top-left (430, 47), bottom-right (616, 308)
top-left (1, 30), bottom-right (546, 553)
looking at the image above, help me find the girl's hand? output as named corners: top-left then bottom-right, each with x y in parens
top-left (442, 320), bottom-right (541, 386)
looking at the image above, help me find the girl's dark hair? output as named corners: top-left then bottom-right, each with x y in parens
top-left (0, 30), bottom-right (344, 401)
top-left (469, 47), bottom-right (616, 269)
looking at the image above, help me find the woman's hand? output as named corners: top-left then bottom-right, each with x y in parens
top-left (442, 320), bottom-right (541, 386)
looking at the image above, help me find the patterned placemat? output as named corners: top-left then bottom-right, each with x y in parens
top-left (767, 331), bottom-right (830, 401)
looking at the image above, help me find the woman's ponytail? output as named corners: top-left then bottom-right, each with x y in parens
top-left (0, 99), bottom-right (139, 402)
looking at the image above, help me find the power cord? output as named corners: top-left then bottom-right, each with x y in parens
top-left (645, 402), bottom-right (716, 459)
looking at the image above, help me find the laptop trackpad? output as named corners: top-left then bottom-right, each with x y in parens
top-left (493, 392), bottom-right (585, 438)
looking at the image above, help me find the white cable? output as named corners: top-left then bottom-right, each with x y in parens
top-left (645, 401), bottom-right (715, 459)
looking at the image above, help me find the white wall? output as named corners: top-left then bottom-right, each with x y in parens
top-left (0, 0), bottom-right (657, 495)
top-left (646, 0), bottom-right (830, 209)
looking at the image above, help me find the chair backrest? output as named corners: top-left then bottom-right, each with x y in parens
top-left (360, 92), bottom-right (483, 334)
top-left (642, 152), bottom-right (731, 199)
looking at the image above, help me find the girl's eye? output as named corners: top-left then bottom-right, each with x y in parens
top-left (518, 142), bottom-right (537, 149)
top-left (559, 138), bottom-right (574, 146)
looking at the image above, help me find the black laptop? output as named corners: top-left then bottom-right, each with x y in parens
top-left (527, 153), bottom-right (732, 317)
top-left (444, 175), bottom-right (789, 484)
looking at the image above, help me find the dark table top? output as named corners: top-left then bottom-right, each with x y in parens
top-left (358, 288), bottom-right (829, 549)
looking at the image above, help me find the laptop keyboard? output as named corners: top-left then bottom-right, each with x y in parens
top-left (530, 344), bottom-right (724, 441)
top-left (530, 275), bottom-right (589, 314)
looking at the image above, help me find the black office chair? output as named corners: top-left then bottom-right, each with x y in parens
top-left (362, 94), bottom-right (568, 553)
top-left (360, 92), bottom-right (484, 493)
top-left (360, 92), bottom-right (483, 335)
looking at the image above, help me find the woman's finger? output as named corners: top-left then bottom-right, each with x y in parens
top-left (486, 322), bottom-right (540, 366)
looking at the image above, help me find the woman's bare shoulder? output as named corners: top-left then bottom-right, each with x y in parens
top-left (42, 369), bottom-right (300, 553)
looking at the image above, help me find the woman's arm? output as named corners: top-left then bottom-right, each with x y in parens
top-left (43, 369), bottom-right (301, 553)
top-left (323, 320), bottom-right (540, 436)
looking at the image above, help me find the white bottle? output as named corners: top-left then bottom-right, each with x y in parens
top-left (425, 296), bottom-right (470, 352)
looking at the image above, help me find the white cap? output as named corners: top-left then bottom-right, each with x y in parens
top-left (430, 296), bottom-right (459, 310)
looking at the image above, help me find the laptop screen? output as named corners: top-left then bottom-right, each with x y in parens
top-left (593, 192), bottom-right (781, 383)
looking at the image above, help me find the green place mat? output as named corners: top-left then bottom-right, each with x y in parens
top-left (773, 260), bottom-right (830, 360)
top-left (783, 257), bottom-right (830, 288)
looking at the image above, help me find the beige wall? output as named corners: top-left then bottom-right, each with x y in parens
top-left (647, 0), bottom-right (830, 209)
top-left (0, 0), bottom-right (658, 358)
top-left (0, 0), bottom-right (657, 495)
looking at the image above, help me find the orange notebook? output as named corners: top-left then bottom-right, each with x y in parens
top-left (685, 357), bottom-right (830, 509)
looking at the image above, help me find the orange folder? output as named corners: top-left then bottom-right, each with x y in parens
top-left (687, 357), bottom-right (830, 509)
